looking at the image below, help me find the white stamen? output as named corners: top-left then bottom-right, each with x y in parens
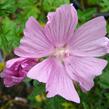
top-left (53, 47), bottom-right (70, 60)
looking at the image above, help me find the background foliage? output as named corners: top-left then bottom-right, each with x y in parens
top-left (0, 0), bottom-right (109, 109)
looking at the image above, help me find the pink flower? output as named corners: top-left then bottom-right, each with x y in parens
top-left (0, 58), bottom-right (36, 87)
top-left (14, 4), bottom-right (109, 103)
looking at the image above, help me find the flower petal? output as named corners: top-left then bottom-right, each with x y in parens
top-left (45, 4), bottom-right (78, 47)
top-left (64, 56), bottom-right (107, 91)
top-left (70, 16), bottom-right (108, 57)
top-left (14, 17), bottom-right (54, 58)
top-left (3, 77), bottom-right (16, 87)
top-left (6, 58), bottom-right (25, 68)
top-left (70, 37), bottom-right (109, 57)
top-left (46, 59), bottom-right (80, 103)
top-left (27, 58), bottom-right (54, 83)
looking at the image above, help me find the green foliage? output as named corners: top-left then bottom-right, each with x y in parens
top-left (99, 56), bottom-right (109, 88)
top-left (99, 0), bottom-right (109, 12)
top-left (28, 81), bottom-right (45, 108)
top-left (0, 17), bottom-right (21, 53)
top-left (28, 81), bottom-right (66, 109)
top-left (87, 0), bottom-right (99, 5)
top-left (0, 0), bottom-right (17, 16)
top-left (43, 0), bottom-right (69, 12)
top-left (78, 8), bottom-right (96, 25)
top-left (16, 0), bottom-right (40, 23)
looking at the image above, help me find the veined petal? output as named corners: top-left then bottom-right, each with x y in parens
top-left (70, 16), bottom-right (108, 57)
top-left (14, 17), bottom-right (54, 58)
top-left (46, 58), bottom-right (80, 103)
top-left (64, 56), bottom-right (107, 91)
top-left (27, 58), bottom-right (54, 83)
top-left (28, 57), bottom-right (80, 103)
top-left (70, 37), bottom-right (109, 57)
top-left (45, 4), bottom-right (78, 47)
top-left (1, 58), bottom-right (36, 87)
top-left (6, 58), bottom-right (25, 68)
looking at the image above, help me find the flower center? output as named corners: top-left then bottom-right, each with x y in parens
top-left (53, 46), bottom-right (70, 60)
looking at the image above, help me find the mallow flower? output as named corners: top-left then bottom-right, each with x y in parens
top-left (0, 58), bottom-right (36, 87)
top-left (14, 4), bottom-right (109, 103)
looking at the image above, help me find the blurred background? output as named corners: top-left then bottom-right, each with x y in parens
top-left (0, 0), bottom-right (109, 109)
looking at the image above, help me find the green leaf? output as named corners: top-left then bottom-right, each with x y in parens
top-left (16, 0), bottom-right (40, 23)
top-left (43, 0), bottom-right (70, 12)
top-left (87, 0), bottom-right (99, 5)
top-left (78, 8), bottom-right (96, 25)
top-left (99, 56), bottom-right (109, 88)
top-left (0, 17), bottom-right (21, 53)
top-left (99, 70), bottom-right (109, 88)
top-left (28, 81), bottom-right (65, 109)
top-left (0, 0), bottom-right (16, 16)
top-left (99, 0), bottom-right (109, 12)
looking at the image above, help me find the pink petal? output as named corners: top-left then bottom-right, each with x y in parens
top-left (27, 58), bottom-right (54, 83)
top-left (70, 37), bottom-right (109, 57)
top-left (46, 59), bottom-right (80, 103)
top-left (4, 77), bottom-right (16, 87)
top-left (14, 17), bottom-right (54, 58)
top-left (70, 16), bottom-right (108, 57)
top-left (6, 58), bottom-right (25, 68)
top-left (64, 56), bottom-right (107, 91)
top-left (45, 4), bottom-right (78, 47)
